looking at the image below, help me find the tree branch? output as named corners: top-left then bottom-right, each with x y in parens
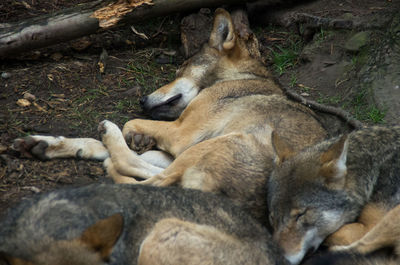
top-left (0, 0), bottom-right (257, 57)
top-left (284, 88), bottom-right (364, 130)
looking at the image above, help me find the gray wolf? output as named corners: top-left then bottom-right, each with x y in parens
top-left (0, 184), bottom-right (287, 265)
top-left (268, 126), bottom-right (400, 264)
top-left (12, 9), bottom-right (327, 226)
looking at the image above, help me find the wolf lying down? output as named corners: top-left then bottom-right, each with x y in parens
top-left (2, 126), bottom-right (400, 265)
top-left (269, 125), bottom-right (400, 265)
top-left (13, 8), bottom-right (327, 229)
top-left (0, 184), bottom-right (287, 265)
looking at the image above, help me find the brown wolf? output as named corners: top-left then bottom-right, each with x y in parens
top-left (267, 126), bottom-right (400, 264)
top-left (0, 184), bottom-right (287, 265)
top-left (13, 9), bottom-right (327, 226)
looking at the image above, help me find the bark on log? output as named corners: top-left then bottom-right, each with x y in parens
top-left (0, 0), bottom-right (256, 57)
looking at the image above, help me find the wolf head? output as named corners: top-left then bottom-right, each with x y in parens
top-left (0, 214), bottom-right (123, 265)
top-left (140, 8), bottom-right (268, 120)
top-left (268, 133), bottom-right (358, 265)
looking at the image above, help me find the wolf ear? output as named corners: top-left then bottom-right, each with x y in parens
top-left (79, 213), bottom-right (124, 261)
top-left (319, 134), bottom-right (349, 189)
top-left (271, 131), bottom-right (295, 165)
top-left (209, 8), bottom-right (236, 52)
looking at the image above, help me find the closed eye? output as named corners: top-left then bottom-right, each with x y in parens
top-left (295, 209), bottom-right (308, 222)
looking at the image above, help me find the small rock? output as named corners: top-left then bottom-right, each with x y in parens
top-left (345, 31), bottom-right (370, 52)
top-left (70, 37), bottom-right (92, 51)
top-left (300, 92), bottom-right (310, 97)
top-left (50, 52), bottom-right (63, 61)
top-left (23, 92), bottom-right (36, 101)
top-left (17, 98), bottom-right (31, 107)
top-left (162, 50), bottom-right (177, 56)
top-left (1, 72), bottom-right (11, 79)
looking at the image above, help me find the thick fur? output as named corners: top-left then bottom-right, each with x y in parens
top-left (0, 184), bottom-right (287, 265)
top-left (12, 9), bottom-right (327, 227)
top-left (268, 126), bottom-right (400, 265)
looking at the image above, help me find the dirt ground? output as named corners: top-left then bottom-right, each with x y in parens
top-left (0, 0), bottom-right (399, 215)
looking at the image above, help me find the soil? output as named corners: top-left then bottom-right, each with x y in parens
top-left (0, 0), bottom-right (399, 217)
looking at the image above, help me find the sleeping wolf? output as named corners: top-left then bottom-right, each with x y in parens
top-left (0, 184), bottom-right (287, 265)
top-left (12, 9), bottom-right (327, 225)
top-left (267, 126), bottom-right (400, 265)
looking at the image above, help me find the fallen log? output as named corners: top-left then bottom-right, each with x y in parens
top-left (0, 0), bottom-right (256, 57)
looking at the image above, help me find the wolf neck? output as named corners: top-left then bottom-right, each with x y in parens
top-left (208, 78), bottom-right (284, 99)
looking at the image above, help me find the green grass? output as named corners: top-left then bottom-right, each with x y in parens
top-left (269, 36), bottom-right (303, 75)
top-left (317, 94), bottom-right (342, 105)
top-left (125, 49), bottom-right (177, 96)
top-left (313, 28), bottom-right (334, 46)
top-left (347, 89), bottom-right (386, 124)
top-left (271, 45), bottom-right (300, 75)
top-left (289, 74), bottom-right (297, 88)
top-left (353, 104), bottom-right (386, 123)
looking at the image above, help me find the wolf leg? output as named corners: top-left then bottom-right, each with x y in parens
top-left (324, 223), bottom-right (368, 246)
top-left (140, 132), bottom-right (259, 194)
top-left (99, 120), bottom-right (170, 180)
top-left (325, 203), bottom-right (387, 247)
top-left (122, 115), bottom-right (208, 157)
top-left (103, 158), bottom-right (138, 184)
top-left (122, 119), bottom-right (182, 156)
top-left (13, 136), bottom-right (109, 160)
top-left (331, 204), bottom-right (400, 254)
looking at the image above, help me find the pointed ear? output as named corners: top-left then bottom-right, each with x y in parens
top-left (209, 8), bottom-right (236, 52)
top-left (271, 131), bottom-right (295, 165)
top-left (0, 253), bottom-right (33, 265)
top-left (79, 213), bottom-right (124, 262)
top-left (319, 135), bottom-right (349, 189)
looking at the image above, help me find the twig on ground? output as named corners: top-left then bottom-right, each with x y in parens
top-left (283, 88), bottom-right (364, 130)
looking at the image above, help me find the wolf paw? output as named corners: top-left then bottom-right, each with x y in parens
top-left (12, 136), bottom-right (50, 160)
top-left (124, 131), bottom-right (156, 154)
top-left (98, 120), bottom-right (123, 144)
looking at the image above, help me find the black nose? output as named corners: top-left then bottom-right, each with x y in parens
top-left (139, 96), bottom-right (148, 106)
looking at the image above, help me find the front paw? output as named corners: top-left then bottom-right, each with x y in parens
top-left (12, 136), bottom-right (50, 160)
top-left (124, 131), bottom-right (156, 154)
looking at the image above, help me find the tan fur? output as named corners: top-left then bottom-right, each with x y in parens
top-left (332, 204), bottom-right (400, 254)
top-left (325, 203), bottom-right (386, 246)
top-left (271, 131), bottom-right (295, 165)
top-left (138, 218), bottom-right (273, 265)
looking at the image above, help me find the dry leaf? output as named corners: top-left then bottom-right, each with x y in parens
top-left (17, 98), bottom-right (31, 107)
top-left (23, 92), bottom-right (36, 101)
